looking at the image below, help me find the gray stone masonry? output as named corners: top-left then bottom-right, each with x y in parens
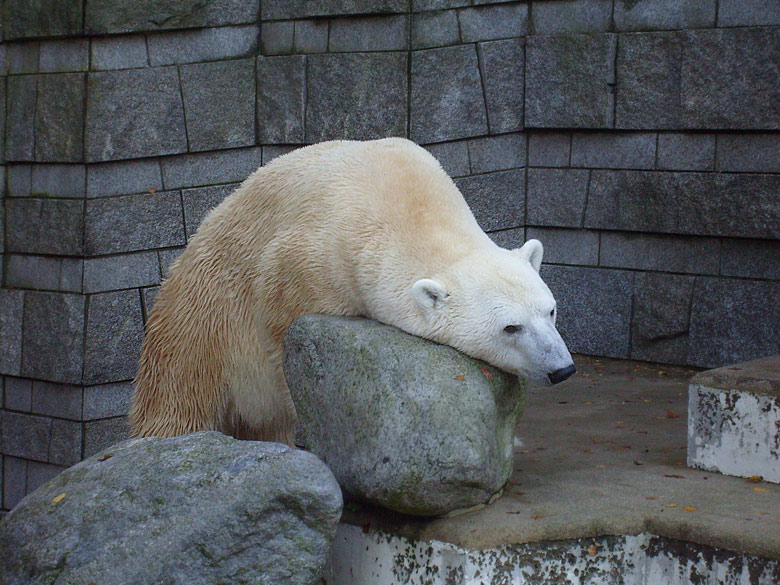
top-left (307, 52), bottom-right (408, 141)
top-left (613, 0), bottom-right (716, 31)
top-left (532, 0), bottom-right (612, 35)
top-left (3, 0), bottom-right (780, 512)
top-left (411, 45), bottom-right (487, 143)
top-left (718, 0), bottom-right (780, 27)
top-left (526, 34), bottom-right (615, 128)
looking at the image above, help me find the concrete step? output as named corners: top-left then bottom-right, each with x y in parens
top-left (323, 357), bottom-right (780, 585)
top-left (688, 356), bottom-right (780, 484)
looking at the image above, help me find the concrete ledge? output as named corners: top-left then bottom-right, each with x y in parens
top-left (322, 357), bottom-right (780, 584)
top-left (688, 356), bottom-right (780, 483)
top-left (325, 525), bottom-right (780, 585)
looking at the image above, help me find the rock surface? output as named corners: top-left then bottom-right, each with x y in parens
top-left (284, 315), bottom-right (526, 517)
top-left (0, 431), bottom-right (343, 585)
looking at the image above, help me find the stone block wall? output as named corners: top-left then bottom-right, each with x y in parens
top-left (2, 0), bottom-right (779, 509)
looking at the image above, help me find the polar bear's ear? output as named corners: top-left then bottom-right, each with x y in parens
top-left (514, 239), bottom-right (544, 272)
top-left (412, 279), bottom-right (448, 312)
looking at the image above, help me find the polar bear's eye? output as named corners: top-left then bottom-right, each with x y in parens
top-left (503, 325), bottom-right (522, 334)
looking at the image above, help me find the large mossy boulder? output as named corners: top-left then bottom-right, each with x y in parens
top-left (0, 431), bottom-right (342, 585)
top-left (284, 315), bottom-right (526, 516)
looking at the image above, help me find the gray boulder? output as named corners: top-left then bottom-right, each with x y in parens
top-left (284, 315), bottom-right (526, 516)
top-left (0, 431), bottom-right (342, 585)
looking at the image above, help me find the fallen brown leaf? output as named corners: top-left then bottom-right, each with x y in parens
top-left (747, 475), bottom-right (763, 483)
top-left (454, 375), bottom-right (465, 381)
top-left (665, 410), bottom-right (680, 419)
top-left (683, 506), bottom-right (698, 511)
top-left (665, 474), bottom-right (686, 479)
top-left (480, 367), bottom-right (493, 379)
top-left (587, 544), bottom-right (599, 556)
top-left (52, 493), bottom-right (66, 503)
top-left (98, 453), bottom-right (113, 461)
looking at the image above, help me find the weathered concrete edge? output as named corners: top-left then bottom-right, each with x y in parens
top-left (688, 382), bottom-right (780, 484)
top-left (338, 501), bottom-right (780, 562)
top-left (690, 355), bottom-right (780, 397)
top-left (325, 524), bottom-right (780, 584)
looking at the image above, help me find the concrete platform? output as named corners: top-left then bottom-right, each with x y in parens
top-left (688, 356), bottom-right (780, 483)
top-left (326, 356), bottom-right (780, 584)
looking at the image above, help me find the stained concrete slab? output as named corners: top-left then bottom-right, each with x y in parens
top-left (338, 356), bottom-right (780, 561)
top-left (688, 355), bottom-right (780, 483)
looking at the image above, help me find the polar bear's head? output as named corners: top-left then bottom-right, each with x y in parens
top-left (411, 239), bottom-right (575, 386)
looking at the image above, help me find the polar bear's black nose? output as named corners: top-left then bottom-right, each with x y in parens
top-left (548, 364), bottom-right (576, 385)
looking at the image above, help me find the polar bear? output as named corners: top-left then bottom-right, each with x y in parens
top-left (131, 138), bottom-right (575, 444)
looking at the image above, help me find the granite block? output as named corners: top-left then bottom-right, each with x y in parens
top-left (30, 164), bottom-right (86, 198)
top-left (257, 56), bottom-right (306, 143)
top-left (6, 255), bottom-right (83, 293)
top-left (528, 132), bottom-right (571, 167)
top-left (411, 10), bottom-right (460, 50)
top-left (7, 165), bottom-right (32, 197)
top-left (294, 20), bottom-right (329, 53)
top-left (599, 232), bottom-right (720, 274)
top-left (38, 39), bottom-right (89, 73)
top-left (467, 133), bottom-right (526, 174)
top-left (83, 416), bottom-right (131, 458)
top-left (6, 198), bottom-right (84, 255)
top-left (48, 418), bottom-right (82, 466)
top-left (83, 290), bottom-right (145, 385)
top-left (7, 42), bottom-right (39, 74)
top-left (34, 73), bottom-right (86, 162)
top-left (411, 45), bottom-right (486, 143)
top-left (586, 170), bottom-right (780, 240)
top-left (681, 28), bottom-right (780, 129)
top-left (147, 26), bottom-right (258, 66)
top-left (83, 252), bottom-right (162, 293)
top-left (614, 0), bottom-right (716, 31)
top-left (717, 0), bottom-right (780, 27)
top-left (454, 169), bottom-right (524, 232)
top-left (83, 382), bottom-right (134, 420)
top-left (526, 168), bottom-right (589, 228)
top-left (4, 378), bottom-right (33, 412)
top-left (90, 35), bottom-right (149, 70)
top-left (657, 133), bottom-right (715, 171)
top-left (21, 292), bottom-right (85, 384)
top-left (688, 278), bottom-right (780, 368)
top-left (571, 132), bottom-right (656, 169)
top-left (458, 3), bottom-right (527, 42)
top-left (86, 67), bottom-right (187, 162)
top-left (263, 0), bottom-right (406, 19)
top-left (526, 34), bottom-right (614, 128)
top-left (525, 227), bottom-right (599, 266)
top-left (1, 411), bottom-right (50, 461)
top-left (616, 32), bottom-right (682, 129)
top-left (180, 58), bottom-right (255, 152)
top-left (308, 52), bottom-right (408, 141)
top-left (532, 0), bottom-right (613, 34)
top-left (31, 381), bottom-right (83, 420)
top-left (721, 239), bottom-right (780, 281)
top-left (329, 15), bottom-right (408, 52)
top-left (478, 38), bottom-right (524, 133)
top-left (716, 134), bottom-right (780, 173)
top-left (0, 291), bottom-right (25, 376)
top-left (2, 457), bottom-right (27, 510)
top-left (260, 22), bottom-right (294, 55)
top-left (5, 75), bottom-right (37, 161)
top-left (161, 148), bottom-right (262, 189)
top-left (87, 159), bottom-right (163, 198)
top-left (423, 141), bottom-right (470, 178)
top-left (182, 183), bottom-right (238, 238)
top-left (631, 272), bottom-right (694, 364)
top-left (85, 190), bottom-right (186, 255)
top-left (541, 265), bottom-right (634, 359)
top-left (3, 0), bottom-right (82, 39)
top-left (85, 0), bottom-right (258, 34)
